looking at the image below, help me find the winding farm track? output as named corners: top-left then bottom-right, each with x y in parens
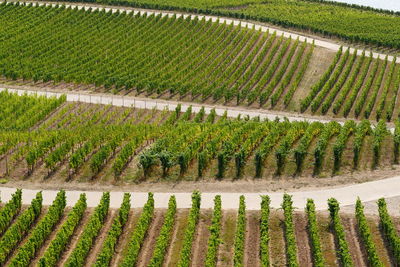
top-left (4, 0), bottom-right (400, 64)
top-left (1, 175), bottom-right (400, 211)
top-left (2, 1), bottom-right (400, 211)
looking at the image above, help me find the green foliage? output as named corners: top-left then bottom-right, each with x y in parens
top-left (38, 194), bottom-right (87, 267)
top-left (177, 191), bottom-right (201, 267)
top-left (148, 195), bottom-right (177, 267)
top-left (0, 192), bottom-right (43, 265)
top-left (0, 189), bottom-right (22, 236)
top-left (260, 196), bottom-right (270, 267)
top-left (65, 192), bottom-right (110, 267)
top-left (313, 121), bottom-right (341, 175)
top-left (355, 198), bottom-right (384, 267)
top-left (233, 195), bottom-right (246, 267)
top-left (377, 198), bottom-right (400, 264)
top-left (372, 120), bottom-right (389, 169)
top-left (394, 120), bottom-right (400, 164)
top-left (205, 195), bottom-right (222, 267)
top-left (327, 198), bottom-right (353, 267)
top-left (305, 199), bottom-right (325, 267)
top-left (332, 120), bottom-right (356, 174)
top-left (9, 190), bottom-right (67, 267)
top-left (353, 120), bottom-right (372, 169)
top-left (282, 194), bottom-right (298, 267)
top-left (94, 193), bottom-right (131, 267)
top-left (120, 193), bottom-right (154, 267)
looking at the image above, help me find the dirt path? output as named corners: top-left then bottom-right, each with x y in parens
top-left (164, 209), bottom-right (190, 267)
top-left (136, 210), bottom-right (165, 267)
top-left (29, 208), bottom-right (71, 266)
top-left (58, 209), bottom-right (93, 266)
top-left (269, 209), bottom-right (286, 266)
top-left (217, 210), bottom-right (236, 266)
top-left (111, 208), bottom-right (142, 266)
top-left (367, 217), bottom-right (392, 266)
top-left (341, 216), bottom-right (368, 266)
top-left (244, 210), bottom-right (261, 267)
top-left (316, 213), bottom-right (338, 266)
top-left (83, 210), bottom-right (117, 266)
top-left (191, 209), bottom-right (212, 267)
top-left (4, 171), bottom-right (400, 211)
top-left (293, 212), bottom-right (313, 266)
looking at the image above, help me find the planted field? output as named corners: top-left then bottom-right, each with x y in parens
top-left (0, 190), bottom-right (398, 266)
top-left (1, 91), bottom-right (400, 186)
top-left (301, 48), bottom-right (400, 121)
top-left (0, 2), bottom-right (315, 108)
top-left (39, 0), bottom-right (400, 50)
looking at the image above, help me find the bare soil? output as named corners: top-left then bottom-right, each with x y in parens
top-left (244, 211), bottom-right (261, 267)
top-left (29, 208), bottom-right (71, 266)
top-left (191, 209), bottom-right (213, 267)
top-left (83, 210), bottom-right (117, 266)
top-left (58, 209), bottom-right (93, 266)
top-left (111, 208), bottom-right (143, 266)
top-left (164, 209), bottom-right (190, 267)
top-left (293, 212), bottom-right (313, 266)
top-left (340, 215), bottom-right (368, 266)
top-left (268, 209), bottom-right (286, 266)
top-left (316, 213), bottom-right (338, 266)
top-left (217, 210), bottom-right (236, 266)
top-left (135, 209), bottom-right (165, 267)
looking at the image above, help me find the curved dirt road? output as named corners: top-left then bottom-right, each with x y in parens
top-left (1, 175), bottom-right (400, 211)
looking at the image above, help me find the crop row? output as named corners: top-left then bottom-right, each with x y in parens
top-left (0, 3), bottom-right (312, 107)
top-left (302, 48), bottom-right (400, 121)
top-left (0, 190), bottom-right (399, 265)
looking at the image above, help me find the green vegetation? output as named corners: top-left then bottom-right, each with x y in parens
top-left (328, 198), bottom-right (353, 266)
top-left (305, 199), bottom-right (325, 267)
top-left (0, 190), bottom-right (396, 265)
top-left (282, 194), bottom-right (298, 267)
top-left (0, 3), bottom-right (312, 107)
top-left (233, 195), bottom-right (246, 266)
top-left (205, 195), bottom-right (222, 267)
top-left (65, 192), bottom-right (110, 267)
top-left (2, 92), bottom-right (398, 183)
top-left (39, 0), bottom-right (400, 49)
top-left (177, 191), bottom-right (201, 267)
top-left (302, 48), bottom-right (400, 121)
top-left (120, 193), bottom-right (154, 266)
top-left (94, 193), bottom-right (131, 267)
top-left (148, 195), bottom-right (177, 266)
top-left (38, 194), bottom-right (87, 267)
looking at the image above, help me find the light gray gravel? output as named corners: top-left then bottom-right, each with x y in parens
top-left (1, 175), bottom-right (400, 211)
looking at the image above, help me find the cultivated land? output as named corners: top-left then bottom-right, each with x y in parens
top-left (1, 2), bottom-right (400, 123)
top-left (3, 0), bottom-right (400, 265)
top-left (2, 91), bottom-right (400, 192)
top-left (33, 0), bottom-right (400, 52)
top-left (0, 190), bottom-right (399, 267)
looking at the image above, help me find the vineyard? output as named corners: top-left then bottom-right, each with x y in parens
top-left (0, 189), bottom-right (398, 266)
top-left (1, 91), bottom-right (400, 186)
top-left (301, 48), bottom-right (400, 121)
top-left (0, 2), bottom-right (316, 108)
top-left (35, 0), bottom-right (400, 50)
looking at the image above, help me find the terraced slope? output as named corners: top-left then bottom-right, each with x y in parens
top-left (34, 0), bottom-right (400, 50)
top-left (1, 91), bottom-right (399, 187)
top-left (0, 190), bottom-right (397, 267)
top-left (301, 48), bottom-right (400, 121)
top-left (0, 2), bottom-right (315, 107)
